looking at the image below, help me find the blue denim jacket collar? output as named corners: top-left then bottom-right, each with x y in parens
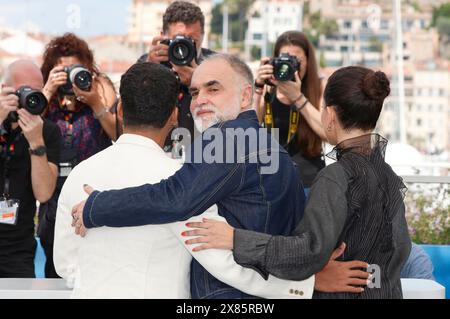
top-left (237, 110), bottom-right (258, 122)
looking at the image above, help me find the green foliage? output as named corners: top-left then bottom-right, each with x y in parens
top-left (406, 0), bottom-right (422, 13)
top-left (437, 17), bottom-right (450, 37)
top-left (319, 51), bottom-right (326, 68)
top-left (368, 36), bottom-right (383, 52)
top-left (251, 45), bottom-right (261, 60)
top-left (211, 4), bottom-right (223, 36)
top-left (432, 3), bottom-right (450, 27)
top-left (210, 0), bottom-right (256, 42)
top-left (307, 11), bottom-right (338, 47)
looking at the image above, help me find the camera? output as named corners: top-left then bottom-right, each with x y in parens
top-left (161, 36), bottom-right (198, 67)
top-left (269, 53), bottom-right (300, 82)
top-left (8, 86), bottom-right (48, 122)
top-left (58, 64), bottom-right (93, 96)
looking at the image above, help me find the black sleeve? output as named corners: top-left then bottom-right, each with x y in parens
top-left (137, 53), bottom-right (148, 63)
top-left (43, 120), bottom-right (62, 166)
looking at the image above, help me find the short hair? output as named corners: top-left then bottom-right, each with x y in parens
top-left (163, 1), bottom-right (205, 34)
top-left (120, 62), bottom-right (180, 128)
top-left (4, 59), bottom-right (44, 87)
top-left (206, 54), bottom-right (254, 88)
top-left (324, 66), bottom-right (391, 130)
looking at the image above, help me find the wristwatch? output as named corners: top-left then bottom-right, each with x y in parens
top-left (29, 146), bottom-right (47, 157)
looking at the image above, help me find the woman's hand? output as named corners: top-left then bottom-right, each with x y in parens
top-left (43, 66), bottom-right (67, 99)
top-left (73, 75), bottom-right (116, 110)
top-left (272, 71), bottom-right (303, 105)
top-left (255, 57), bottom-right (274, 87)
top-left (182, 218), bottom-right (235, 252)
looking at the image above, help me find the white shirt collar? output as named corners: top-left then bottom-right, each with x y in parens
top-left (115, 134), bottom-right (165, 154)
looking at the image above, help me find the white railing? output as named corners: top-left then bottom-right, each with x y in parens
top-left (401, 175), bottom-right (450, 184)
top-left (0, 278), bottom-right (445, 299)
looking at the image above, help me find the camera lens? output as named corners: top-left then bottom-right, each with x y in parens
top-left (277, 64), bottom-right (291, 80)
top-left (168, 36), bottom-right (196, 66)
top-left (272, 54), bottom-right (299, 82)
top-left (173, 43), bottom-right (189, 61)
top-left (70, 66), bottom-right (92, 91)
top-left (15, 86), bottom-right (47, 116)
top-left (25, 92), bottom-right (47, 115)
top-left (74, 70), bottom-right (92, 90)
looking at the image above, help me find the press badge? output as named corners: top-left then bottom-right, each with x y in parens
top-left (59, 162), bottom-right (73, 178)
top-left (0, 199), bottom-right (20, 225)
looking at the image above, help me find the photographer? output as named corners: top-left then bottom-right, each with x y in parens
top-left (138, 1), bottom-right (215, 146)
top-left (38, 33), bottom-right (118, 278)
top-left (0, 60), bottom-right (61, 278)
top-left (254, 31), bottom-right (327, 194)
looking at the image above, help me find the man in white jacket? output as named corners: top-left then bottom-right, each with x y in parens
top-left (54, 62), bottom-right (315, 298)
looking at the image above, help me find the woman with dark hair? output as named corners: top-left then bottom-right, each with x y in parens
top-left (254, 31), bottom-right (326, 193)
top-left (38, 33), bottom-right (118, 278)
top-left (184, 66), bottom-right (412, 299)
top-left (41, 33), bottom-right (118, 146)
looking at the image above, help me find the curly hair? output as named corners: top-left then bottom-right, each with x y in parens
top-left (41, 33), bottom-right (99, 84)
top-left (162, 1), bottom-right (205, 34)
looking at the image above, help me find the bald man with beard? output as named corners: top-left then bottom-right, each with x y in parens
top-left (0, 60), bottom-right (62, 278)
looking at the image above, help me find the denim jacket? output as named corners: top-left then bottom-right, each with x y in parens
top-left (82, 110), bottom-right (306, 299)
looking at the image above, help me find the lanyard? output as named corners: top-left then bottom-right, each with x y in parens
top-left (0, 128), bottom-right (22, 199)
top-left (63, 111), bottom-right (75, 148)
top-left (264, 91), bottom-right (300, 146)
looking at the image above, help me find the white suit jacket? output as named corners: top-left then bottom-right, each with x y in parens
top-left (54, 134), bottom-right (315, 299)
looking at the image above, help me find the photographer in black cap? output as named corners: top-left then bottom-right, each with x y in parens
top-left (138, 1), bottom-right (215, 148)
top-left (0, 60), bottom-right (62, 278)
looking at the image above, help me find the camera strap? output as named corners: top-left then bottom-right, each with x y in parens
top-left (63, 112), bottom-right (75, 148)
top-left (264, 91), bottom-right (299, 146)
top-left (264, 92), bottom-right (274, 130)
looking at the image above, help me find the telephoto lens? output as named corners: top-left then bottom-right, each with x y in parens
top-left (162, 36), bottom-right (198, 67)
top-left (7, 86), bottom-right (48, 122)
top-left (58, 64), bottom-right (93, 95)
top-left (270, 53), bottom-right (300, 82)
top-left (17, 86), bottom-right (48, 115)
top-left (69, 64), bottom-right (93, 91)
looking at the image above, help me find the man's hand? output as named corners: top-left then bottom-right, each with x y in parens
top-left (71, 184), bottom-right (95, 238)
top-left (314, 243), bottom-right (370, 294)
top-left (17, 109), bottom-right (44, 149)
top-left (172, 59), bottom-right (198, 87)
top-left (147, 36), bottom-right (169, 63)
top-left (0, 86), bottom-right (19, 124)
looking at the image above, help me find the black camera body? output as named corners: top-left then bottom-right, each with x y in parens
top-left (58, 64), bottom-right (93, 96)
top-left (8, 86), bottom-right (48, 122)
top-left (161, 35), bottom-right (198, 67)
top-left (269, 53), bottom-right (300, 82)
